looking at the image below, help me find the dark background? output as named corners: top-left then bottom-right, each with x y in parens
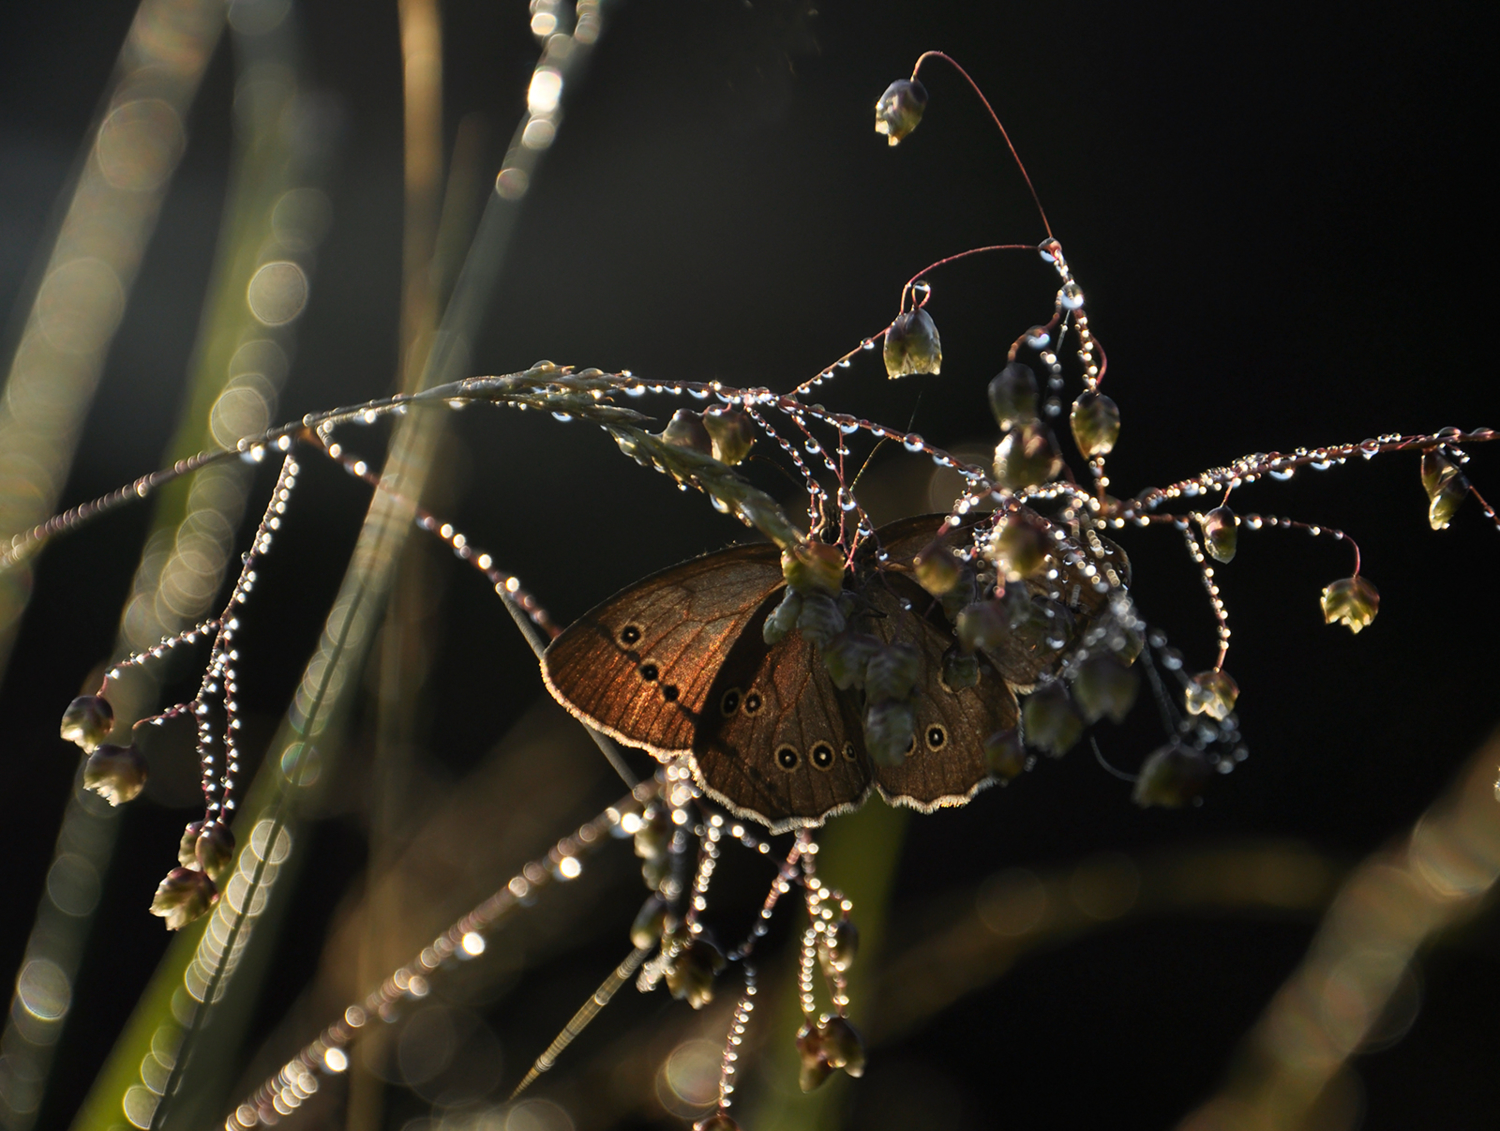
top-left (1, 1), bottom-right (1495, 1128)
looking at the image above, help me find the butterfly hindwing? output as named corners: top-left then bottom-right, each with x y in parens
top-left (540, 514), bottom-right (1106, 830)
top-left (862, 577), bottom-right (1017, 811)
top-left (693, 599), bottom-right (873, 834)
top-left (540, 545), bottom-right (785, 758)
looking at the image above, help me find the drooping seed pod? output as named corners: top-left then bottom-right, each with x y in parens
top-left (817, 1015), bottom-right (866, 1077)
top-left (796, 1023), bottom-right (835, 1092)
top-left (1321, 575), bottom-right (1379, 633)
top-left (863, 699), bottom-right (917, 767)
top-left (83, 744), bottom-right (148, 806)
top-left (193, 821), bottom-right (236, 883)
top-left (630, 892), bottom-right (668, 950)
top-left (1133, 742), bottom-right (1213, 808)
top-left (633, 805), bottom-right (672, 862)
top-left (940, 645), bottom-right (980, 691)
top-left (660, 408), bottom-right (714, 456)
top-left (873, 78), bottom-right (927, 145)
top-left (956, 600), bottom-right (1011, 653)
top-left (1021, 682), bottom-right (1083, 757)
top-left (938, 575), bottom-right (977, 624)
top-left (987, 511), bottom-right (1050, 581)
top-left (59, 694), bottom-right (113, 752)
top-left (822, 919), bottom-right (859, 975)
top-left (795, 592), bottom-right (847, 648)
top-left (703, 407), bottom-right (755, 465)
top-left (1114, 623), bottom-right (1146, 668)
top-left (1006, 594), bottom-right (1075, 669)
top-left (821, 631), bottom-right (881, 691)
top-left (913, 538), bottom-right (962, 597)
top-left (641, 855), bottom-right (670, 892)
top-left (993, 421), bottom-right (1063, 490)
top-left (1185, 669), bottom-right (1239, 720)
top-left (178, 821), bottom-right (204, 870)
top-left (1200, 506), bottom-right (1238, 563)
top-left (1421, 450), bottom-right (1467, 530)
top-left (762, 589), bottom-right (804, 645)
top-left (987, 362), bottom-right (1039, 431)
top-left (1069, 391), bottom-right (1121, 457)
top-left (1071, 653), bottom-right (1140, 725)
top-left (1420, 448), bottom-right (1457, 498)
top-left (984, 727), bottom-right (1027, 781)
top-left (883, 308), bottom-right (942, 377)
top-left (665, 936), bottom-right (726, 1010)
top-left (864, 642), bottom-right (920, 703)
top-left (149, 867), bottom-right (219, 931)
top-left (781, 541), bottom-right (845, 596)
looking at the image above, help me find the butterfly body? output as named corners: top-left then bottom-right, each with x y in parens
top-left (541, 515), bottom-right (1124, 832)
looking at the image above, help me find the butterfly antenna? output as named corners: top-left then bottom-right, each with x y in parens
top-left (848, 437), bottom-right (889, 497)
top-left (911, 51), bottom-right (1053, 240)
top-left (905, 385), bottom-right (926, 435)
top-left (1090, 735), bottom-right (1139, 783)
top-left (509, 945), bottom-right (651, 1101)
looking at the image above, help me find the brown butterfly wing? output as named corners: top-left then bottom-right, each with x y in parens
top-left (692, 602), bottom-right (873, 834)
top-left (867, 512), bottom-right (1131, 691)
top-left (540, 544), bottom-right (785, 758)
top-left (864, 513), bottom-right (965, 566)
top-left (863, 577), bottom-right (1018, 811)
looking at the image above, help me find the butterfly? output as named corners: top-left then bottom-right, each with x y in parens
top-left (541, 514), bottom-right (1128, 833)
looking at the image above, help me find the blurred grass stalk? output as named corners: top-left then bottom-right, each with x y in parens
top-left (349, 0), bottom-right (446, 1127)
top-left (4, 2), bottom-right (337, 1126)
top-left (67, 4), bottom-right (610, 1130)
top-left (1178, 728), bottom-right (1500, 1131)
top-left (740, 804), bottom-right (909, 1131)
top-left (0, 0), bottom-right (222, 677)
top-left (0, 1), bottom-right (246, 1126)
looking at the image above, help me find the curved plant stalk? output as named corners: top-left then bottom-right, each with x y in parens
top-left (1177, 728), bottom-right (1500, 1130)
top-left (231, 784), bottom-right (656, 1124)
top-left (347, 0), bottom-right (447, 1124)
top-left (0, 0), bottom-right (224, 677)
top-left (869, 842), bottom-right (1343, 1045)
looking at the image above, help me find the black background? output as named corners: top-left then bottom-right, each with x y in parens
top-left (1, 1), bottom-right (1496, 1128)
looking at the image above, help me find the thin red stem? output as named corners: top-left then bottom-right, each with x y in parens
top-left (911, 51), bottom-right (1054, 239)
top-left (899, 243), bottom-right (1036, 312)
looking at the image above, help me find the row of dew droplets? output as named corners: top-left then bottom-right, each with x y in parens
top-left (14, 32), bottom-right (1499, 1131)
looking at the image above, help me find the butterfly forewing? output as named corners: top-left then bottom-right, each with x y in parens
top-left (540, 545), bottom-right (785, 758)
top-left (539, 514), bottom-right (1102, 830)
